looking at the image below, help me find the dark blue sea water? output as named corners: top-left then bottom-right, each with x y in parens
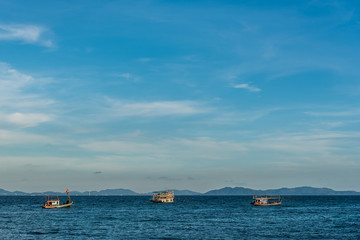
top-left (0, 196), bottom-right (359, 239)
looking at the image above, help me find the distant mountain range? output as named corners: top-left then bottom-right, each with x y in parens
top-left (1, 186), bottom-right (359, 196)
top-left (204, 186), bottom-right (360, 195)
top-left (0, 188), bottom-right (138, 196)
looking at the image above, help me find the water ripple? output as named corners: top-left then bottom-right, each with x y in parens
top-left (0, 196), bottom-right (360, 239)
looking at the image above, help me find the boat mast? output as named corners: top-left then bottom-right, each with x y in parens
top-left (66, 189), bottom-right (71, 202)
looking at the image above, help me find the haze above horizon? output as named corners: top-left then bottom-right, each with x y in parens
top-left (1, 0), bottom-right (359, 193)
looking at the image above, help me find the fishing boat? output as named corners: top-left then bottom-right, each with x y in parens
top-left (150, 190), bottom-right (174, 203)
top-left (251, 195), bottom-right (282, 206)
top-left (42, 189), bottom-right (73, 209)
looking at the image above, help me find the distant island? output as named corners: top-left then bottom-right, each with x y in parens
top-left (1, 186), bottom-right (359, 196)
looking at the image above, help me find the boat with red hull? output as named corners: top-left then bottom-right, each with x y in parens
top-left (42, 189), bottom-right (73, 209)
top-left (251, 195), bottom-right (282, 206)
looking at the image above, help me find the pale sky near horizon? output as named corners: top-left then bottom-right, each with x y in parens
top-left (1, 0), bottom-right (360, 193)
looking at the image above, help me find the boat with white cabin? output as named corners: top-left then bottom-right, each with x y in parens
top-left (42, 189), bottom-right (73, 209)
top-left (251, 195), bottom-right (282, 206)
top-left (150, 190), bottom-right (174, 203)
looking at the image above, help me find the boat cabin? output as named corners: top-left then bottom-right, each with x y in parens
top-left (43, 196), bottom-right (61, 207)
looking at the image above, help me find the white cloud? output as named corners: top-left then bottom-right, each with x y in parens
top-left (0, 63), bottom-right (54, 128)
top-left (107, 99), bottom-right (208, 117)
top-left (233, 83), bottom-right (261, 92)
top-left (0, 62), bottom-right (53, 107)
top-left (0, 129), bottom-right (50, 145)
top-left (0, 62), bottom-right (33, 93)
top-left (0, 24), bottom-right (53, 47)
top-left (4, 112), bottom-right (51, 128)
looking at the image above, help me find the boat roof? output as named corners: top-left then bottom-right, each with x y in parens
top-left (253, 195), bottom-right (280, 199)
top-left (152, 190), bottom-right (174, 193)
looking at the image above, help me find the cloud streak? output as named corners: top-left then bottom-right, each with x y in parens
top-left (4, 112), bottom-right (51, 128)
top-left (305, 109), bottom-right (360, 117)
top-left (233, 83), bottom-right (261, 92)
top-left (247, 130), bottom-right (360, 165)
top-left (0, 129), bottom-right (50, 145)
top-left (0, 24), bottom-right (53, 47)
top-left (107, 99), bottom-right (208, 117)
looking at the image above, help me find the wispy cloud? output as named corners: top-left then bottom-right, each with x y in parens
top-left (107, 99), bottom-right (208, 117)
top-left (233, 83), bottom-right (261, 92)
top-left (0, 129), bottom-right (50, 145)
top-left (0, 62), bottom-right (33, 93)
top-left (205, 108), bottom-right (279, 125)
top-left (0, 62), bottom-right (54, 127)
top-left (112, 72), bottom-right (141, 83)
top-left (0, 62), bottom-right (53, 104)
top-left (247, 130), bottom-right (360, 164)
top-left (305, 109), bottom-right (360, 117)
top-left (4, 112), bottom-right (51, 128)
top-left (79, 137), bottom-right (247, 163)
top-left (0, 24), bottom-right (54, 47)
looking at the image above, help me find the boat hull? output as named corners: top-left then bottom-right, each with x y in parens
top-left (150, 190), bottom-right (174, 203)
top-left (42, 202), bottom-right (73, 209)
top-left (150, 199), bottom-right (174, 203)
top-left (251, 201), bottom-right (282, 206)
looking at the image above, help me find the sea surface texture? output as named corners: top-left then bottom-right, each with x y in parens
top-left (0, 196), bottom-right (359, 239)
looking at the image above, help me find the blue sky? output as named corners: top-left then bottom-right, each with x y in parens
top-left (0, 0), bottom-right (360, 193)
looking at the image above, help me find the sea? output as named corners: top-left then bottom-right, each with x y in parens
top-left (0, 195), bottom-right (359, 239)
